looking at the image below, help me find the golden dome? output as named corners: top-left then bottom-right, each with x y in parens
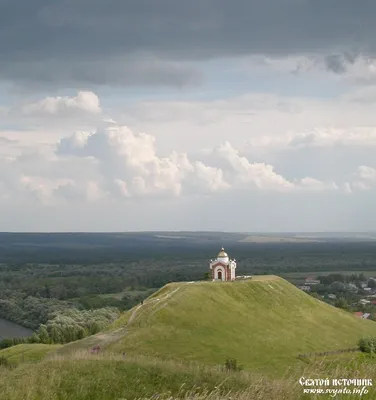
top-left (217, 247), bottom-right (228, 258)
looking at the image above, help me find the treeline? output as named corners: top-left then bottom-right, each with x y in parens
top-left (76, 289), bottom-right (156, 310)
top-left (0, 287), bottom-right (154, 330)
top-left (0, 262), bottom-right (204, 301)
top-left (316, 273), bottom-right (372, 286)
top-left (2, 238), bottom-right (376, 276)
top-left (2, 241), bottom-right (376, 304)
top-left (0, 307), bottom-right (119, 349)
top-left (0, 290), bottom-right (75, 329)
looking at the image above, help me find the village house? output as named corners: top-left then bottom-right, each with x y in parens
top-left (305, 276), bottom-right (321, 285)
top-left (354, 312), bottom-right (372, 319)
top-left (348, 283), bottom-right (358, 292)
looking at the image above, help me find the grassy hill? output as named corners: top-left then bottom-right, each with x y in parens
top-left (53, 276), bottom-right (376, 375)
top-left (3, 276), bottom-right (376, 399)
top-left (99, 276), bottom-right (376, 375)
top-left (0, 344), bottom-right (62, 365)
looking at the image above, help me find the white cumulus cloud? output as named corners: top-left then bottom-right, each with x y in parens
top-left (21, 91), bottom-right (101, 116)
top-left (52, 124), bottom-right (339, 200)
top-left (0, 121), bottom-right (356, 209)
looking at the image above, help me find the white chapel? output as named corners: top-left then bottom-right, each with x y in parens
top-left (209, 247), bottom-right (237, 281)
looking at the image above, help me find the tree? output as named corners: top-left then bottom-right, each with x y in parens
top-left (369, 314), bottom-right (376, 322)
top-left (0, 339), bottom-right (13, 349)
top-left (49, 326), bottom-right (62, 344)
top-left (43, 284), bottom-right (51, 299)
top-left (334, 298), bottom-right (349, 311)
top-left (359, 273), bottom-right (367, 282)
top-left (29, 333), bottom-right (40, 344)
top-left (0, 356), bottom-right (10, 368)
top-left (359, 337), bottom-right (376, 353)
top-left (38, 325), bottom-right (50, 344)
top-left (368, 280), bottom-right (376, 289)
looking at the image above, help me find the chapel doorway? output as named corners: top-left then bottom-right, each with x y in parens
top-left (217, 271), bottom-right (223, 280)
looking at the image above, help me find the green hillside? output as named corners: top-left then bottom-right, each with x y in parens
top-left (2, 349), bottom-right (376, 399)
top-left (3, 276), bottom-right (376, 399)
top-left (0, 354), bottom-right (275, 400)
top-left (99, 276), bottom-right (376, 375)
top-left (0, 344), bottom-right (62, 364)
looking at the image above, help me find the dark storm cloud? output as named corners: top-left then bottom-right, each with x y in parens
top-left (323, 53), bottom-right (360, 74)
top-left (1, 0), bottom-right (376, 87)
top-left (0, 57), bottom-right (202, 88)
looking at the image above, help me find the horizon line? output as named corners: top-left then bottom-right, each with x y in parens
top-left (0, 231), bottom-right (376, 235)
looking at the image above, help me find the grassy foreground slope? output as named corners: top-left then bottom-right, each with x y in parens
top-left (2, 351), bottom-right (376, 400)
top-left (0, 354), bottom-right (277, 400)
top-left (105, 276), bottom-right (376, 374)
top-left (0, 344), bottom-right (62, 364)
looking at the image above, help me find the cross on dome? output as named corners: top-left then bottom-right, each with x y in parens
top-left (217, 247), bottom-right (228, 258)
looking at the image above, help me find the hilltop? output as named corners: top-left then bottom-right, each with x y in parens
top-left (58, 276), bottom-right (376, 375)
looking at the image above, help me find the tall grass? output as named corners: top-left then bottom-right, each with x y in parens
top-left (0, 352), bottom-right (296, 400)
top-left (1, 352), bottom-right (375, 399)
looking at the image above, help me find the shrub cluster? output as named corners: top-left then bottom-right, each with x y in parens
top-left (224, 358), bottom-right (242, 372)
top-left (0, 307), bottom-right (120, 349)
top-left (359, 337), bottom-right (376, 353)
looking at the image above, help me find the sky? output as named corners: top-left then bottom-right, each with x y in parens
top-left (2, 1), bottom-right (376, 232)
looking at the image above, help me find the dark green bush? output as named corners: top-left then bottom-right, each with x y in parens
top-left (359, 337), bottom-right (376, 353)
top-left (0, 356), bottom-right (10, 368)
top-left (224, 358), bottom-right (242, 372)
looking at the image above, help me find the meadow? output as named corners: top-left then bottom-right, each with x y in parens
top-left (1, 334), bottom-right (376, 399)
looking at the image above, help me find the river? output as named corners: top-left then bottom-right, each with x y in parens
top-left (0, 318), bottom-right (33, 340)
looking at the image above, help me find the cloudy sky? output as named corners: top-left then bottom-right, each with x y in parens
top-left (1, 0), bottom-right (376, 232)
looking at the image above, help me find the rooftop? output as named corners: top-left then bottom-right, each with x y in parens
top-left (217, 247), bottom-right (228, 258)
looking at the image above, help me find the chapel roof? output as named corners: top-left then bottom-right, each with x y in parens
top-left (217, 247), bottom-right (228, 258)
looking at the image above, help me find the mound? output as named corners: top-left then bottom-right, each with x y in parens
top-left (103, 276), bottom-right (376, 375)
